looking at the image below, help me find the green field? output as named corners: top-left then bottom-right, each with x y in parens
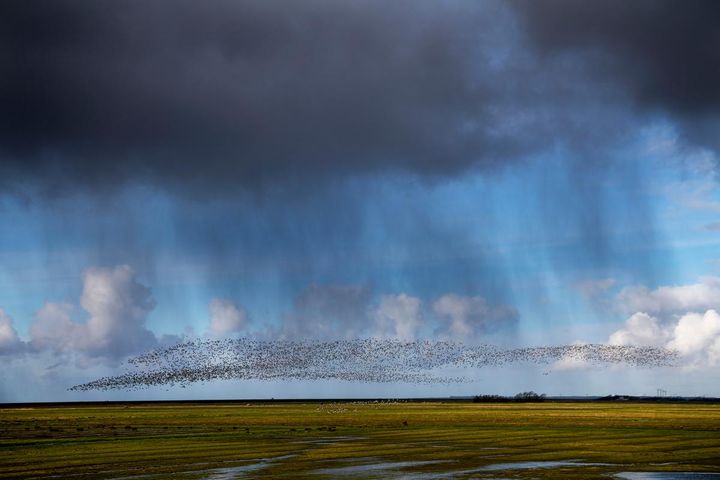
top-left (1, 401), bottom-right (719, 479)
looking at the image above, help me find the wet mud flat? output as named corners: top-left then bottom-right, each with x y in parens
top-left (1, 401), bottom-right (719, 479)
top-left (105, 455), bottom-right (720, 480)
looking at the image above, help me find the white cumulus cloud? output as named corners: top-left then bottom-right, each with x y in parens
top-left (432, 294), bottom-right (517, 339)
top-left (608, 312), bottom-right (669, 347)
top-left (208, 298), bottom-right (248, 336)
top-left (575, 278), bottom-right (616, 299)
top-left (0, 308), bottom-right (23, 354)
top-left (608, 277), bottom-right (720, 366)
top-left (30, 303), bottom-right (79, 353)
top-left (668, 310), bottom-right (720, 361)
top-left (372, 294), bottom-right (422, 341)
top-left (609, 309), bottom-right (720, 366)
top-left (29, 265), bottom-right (157, 361)
top-left (278, 284), bottom-right (518, 342)
top-left (616, 276), bottom-right (720, 316)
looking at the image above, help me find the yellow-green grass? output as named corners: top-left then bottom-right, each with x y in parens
top-left (1, 402), bottom-right (719, 479)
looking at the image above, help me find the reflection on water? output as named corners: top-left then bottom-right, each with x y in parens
top-left (107, 440), bottom-right (719, 480)
top-left (477, 460), bottom-right (609, 471)
top-left (616, 473), bottom-right (720, 480)
top-left (203, 455), bottom-right (297, 480)
top-left (203, 463), bottom-right (268, 480)
top-left (314, 460), bottom-right (449, 476)
top-left (314, 458), bottom-right (616, 479)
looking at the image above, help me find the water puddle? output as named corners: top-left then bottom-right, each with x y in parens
top-left (202, 454), bottom-right (298, 479)
top-left (314, 460), bottom-right (449, 476)
top-left (393, 474), bottom-right (513, 480)
top-left (476, 460), bottom-right (609, 471)
top-left (616, 473), bottom-right (720, 480)
top-left (293, 435), bottom-right (365, 445)
top-left (313, 458), bottom-right (615, 479)
top-left (391, 472), bottom-right (465, 480)
top-left (108, 455), bottom-right (297, 480)
top-left (105, 475), bottom-right (155, 480)
top-left (386, 460), bottom-right (613, 479)
top-left (202, 463), bottom-right (269, 480)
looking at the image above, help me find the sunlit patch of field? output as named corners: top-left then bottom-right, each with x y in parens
top-left (1, 401), bottom-right (719, 479)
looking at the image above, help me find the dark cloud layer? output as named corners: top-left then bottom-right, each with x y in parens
top-left (513, 0), bottom-right (720, 114)
top-left (0, 0), bottom-right (717, 196)
top-left (512, 0), bottom-right (720, 150)
top-left (0, 0), bottom-right (513, 194)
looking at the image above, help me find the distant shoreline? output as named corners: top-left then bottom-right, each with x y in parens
top-left (3, 395), bottom-right (720, 408)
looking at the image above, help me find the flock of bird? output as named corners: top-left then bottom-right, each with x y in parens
top-left (69, 338), bottom-right (677, 391)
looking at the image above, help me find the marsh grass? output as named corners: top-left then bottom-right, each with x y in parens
top-left (1, 402), bottom-right (719, 479)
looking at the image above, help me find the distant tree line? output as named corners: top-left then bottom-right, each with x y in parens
top-left (473, 391), bottom-right (546, 403)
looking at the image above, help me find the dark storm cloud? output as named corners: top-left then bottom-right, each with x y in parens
top-left (511, 0), bottom-right (720, 150)
top-left (0, 0), bottom-right (515, 194)
top-left (0, 0), bottom-right (631, 195)
top-left (0, 0), bottom-right (717, 196)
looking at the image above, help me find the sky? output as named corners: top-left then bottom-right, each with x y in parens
top-left (1, 0), bottom-right (720, 402)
